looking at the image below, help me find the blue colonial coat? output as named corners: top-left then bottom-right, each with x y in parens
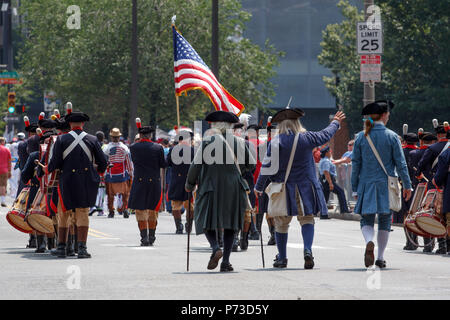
top-left (166, 145), bottom-right (194, 201)
top-left (255, 120), bottom-right (340, 216)
top-left (351, 123), bottom-right (412, 215)
top-left (433, 147), bottom-right (450, 214)
top-left (128, 140), bottom-right (166, 210)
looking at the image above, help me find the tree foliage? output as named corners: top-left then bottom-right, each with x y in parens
top-left (318, 0), bottom-right (450, 135)
top-left (18, 0), bottom-right (282, 136)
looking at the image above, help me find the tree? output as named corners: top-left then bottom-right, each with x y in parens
top-left (318, 0), bottom-right (450, 135)
top-left (17, 0), bottom-right (282, 137)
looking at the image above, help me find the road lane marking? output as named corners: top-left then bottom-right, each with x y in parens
top-left (88, 228), bottom-right (112, 237)
top-left (287, 243), bottom-right (334, 250)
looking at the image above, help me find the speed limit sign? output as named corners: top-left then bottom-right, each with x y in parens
top-left (357, 22), bottom-right (383, 55)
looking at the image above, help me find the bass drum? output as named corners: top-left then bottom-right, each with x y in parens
top-left (26, 188), bottom-right (54, 234)
top-left (6, 187), bottom-right (33, 233)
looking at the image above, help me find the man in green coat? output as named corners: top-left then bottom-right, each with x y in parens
top-left (185, 111), bottom-right (255, 272)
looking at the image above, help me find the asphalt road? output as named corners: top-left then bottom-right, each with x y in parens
top-left (1, 196), bottom-right (449, 300)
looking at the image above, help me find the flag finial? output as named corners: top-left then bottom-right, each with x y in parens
top-left (171, 15), bottom-right (177, 25)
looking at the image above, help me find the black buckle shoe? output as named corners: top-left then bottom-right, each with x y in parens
top-left (207, 249), bottom-right (223, 270)
top-left (375, 259), bottom-right (386, 268)
top-left (220, 262), bottom-right (234, 272)
top-left (304, 249), bottom-right (314, 270)
top-left (273, 257), bottom-right (288, 268)
top-left (77, 242), bottom-right (91, 259)
top-left (35, 236), bottom-right (47, 253)
top-left (108, 211), bottom-right (115, 218)
top-left (51, 243), bottom-right (67, 258)
top-left (239, 231), bottom-right (249, 251)
top-left (123, 210), bottom-right (130, 219)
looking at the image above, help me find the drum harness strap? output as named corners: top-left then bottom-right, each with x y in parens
top-left (63, 131), bottom-right (93, 163)
top-left (432, 141), bottom-right (450, 169)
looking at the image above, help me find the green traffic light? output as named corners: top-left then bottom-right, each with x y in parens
top-left (8, 106), bottom-right (15, 113)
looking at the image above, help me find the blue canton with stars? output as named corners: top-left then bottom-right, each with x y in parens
top-left (173, 27), bottom-right (208, 67)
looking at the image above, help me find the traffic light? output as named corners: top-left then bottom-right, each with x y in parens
top-left (7, 92), bottom-right (16, 113)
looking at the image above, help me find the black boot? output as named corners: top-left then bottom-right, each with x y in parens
top-left (27, 234), bottom-right (37, 248)
top-left (149, 229), bottom-right (156, 246)
top-left (267, 226), bottom-right (276, 246)
top-left (239, 231), bottom-right (249, 251)
top-left (174, 218), bottom-right (183, 234)
top-left (273, 255), bottom-right (288, 268)
top-left (403, 231), bottom-right (418, 250)
top-left (47, 237), bottom-right (55, 250)
top-left (35, 235), bottom-right (47, 253)
top-left (66, 235), bottom-right (75, 256)
top-left (123, 210), bottom-right (130, 219)
top-left (51, 243), bottom-right (67, 258)
top-left (140, 229), bottom-right (150, 246)
top-left (435, 238), bottom-right (447, 255)
top-left (423, 237), bottom-right (435, 253)
top-left (77, 242), bottom-right (91, 258)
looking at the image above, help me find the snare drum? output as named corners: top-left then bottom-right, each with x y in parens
top-left (26, 189), bottom-right (54, 234)
top-left (415, 189), bottom-right (447, 238)
top-left (404, 213), bottom-right (431, 237)
top-left (43, 136), bottom-right (60, 188)
top-left (6, 187), bottom-right (33, 233)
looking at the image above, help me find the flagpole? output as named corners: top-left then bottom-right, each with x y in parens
top-left (176, 94), bottom-right (180, 128)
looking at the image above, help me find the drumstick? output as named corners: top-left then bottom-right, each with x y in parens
top-left (34, 159), bottom-right (45, 169)
top-left (413, 167), bottom-right (429, 182)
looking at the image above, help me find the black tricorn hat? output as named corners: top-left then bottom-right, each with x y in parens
top-left (271, 108), bottom-right (305, 123)
top-left (404, 133), bottom-right (419, 144)
top-left (422, 133), bottom-right (437, 142)
top-left (362, 100), bottom-right (394, 115)
top-left (233, 123), bottom-right (244, 129)
top-left (55, 116), bottom-right (71, 131)
top-left (25, 123), bottom-right (38, 133)
top-left (247, 124), bottom-right (262, 131)
top-left (138, 126), bottom-right (155, 135)
top-left (39, 131), bottom-right (54, 143)
top-left (65, 112), bottom-right (90, 123)
top-left (205, 110), bottom-right (239, 123)
top-left (38, 119), bottom-right (57, 129)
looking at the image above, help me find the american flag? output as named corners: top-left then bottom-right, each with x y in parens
top-left (173, 25), bottom-right (245, 115)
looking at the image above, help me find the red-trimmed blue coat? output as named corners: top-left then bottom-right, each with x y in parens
top-left (434, 148), bottom-right (450, 214)
top-left (255, 120), bottom-right (341, 216)
top-left (128, 139), bottom-right (166, 210)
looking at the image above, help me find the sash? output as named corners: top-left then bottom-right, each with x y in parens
top-left (63, 131), bottom-right (93, 162)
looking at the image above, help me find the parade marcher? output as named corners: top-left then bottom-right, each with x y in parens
top-left (47, 111), bottom-right (107, 258)
top-left (433, 147), bottom-right (450, 255)
top-left (319, 146), bottom-right (351, 216)
top-left (255, 109), bottom-right (346, 269)
top-left (409, 131), bottom-right (437, 252)
top-left (166, 128), bottom-right (194, 234)
top-left (185, 111), bottom-right (255, 272)
top-left (416, 120), bottom-right (449, 255)
top-left (0, 137), bottom-right (11, 207)
top-left (128, 119), bottom-right (166, 246)
top-left (351, 100), bottom-right (412, 269)
top-left (19, 118), bottom-right (39, 248)
top-left (89, 131), bottom-right (107, 216)
top-left (398, 125), bottom-right (419, 249)
top-left (8, 133), bottom-right (25, 198)
top-left (256, 117), bottom-right (277, 246)
top-left (103, 128), bottom-right (133, 219)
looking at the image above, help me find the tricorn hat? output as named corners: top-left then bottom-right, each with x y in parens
top-left (38, 112), bottom-right (57, 129)
top-left (205, 110), bottom-right (239, 123)
top-left (135, 118), bottom-right (154, 135)
top-left (404, 133), bottom-right (419, 144)
top-left (271, 108), bottom-right (305, 123)
top-left (65, 111), bottom-right (89, 123)
top-left (233, 123), bottom-right (244, 129)
top-left (422, 133), bottom-right (437, 142)
top-left (362, 100), bottom-right (394, 115)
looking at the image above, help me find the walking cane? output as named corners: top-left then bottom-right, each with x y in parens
top-left (187, 191), bottom-right (192, 272)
